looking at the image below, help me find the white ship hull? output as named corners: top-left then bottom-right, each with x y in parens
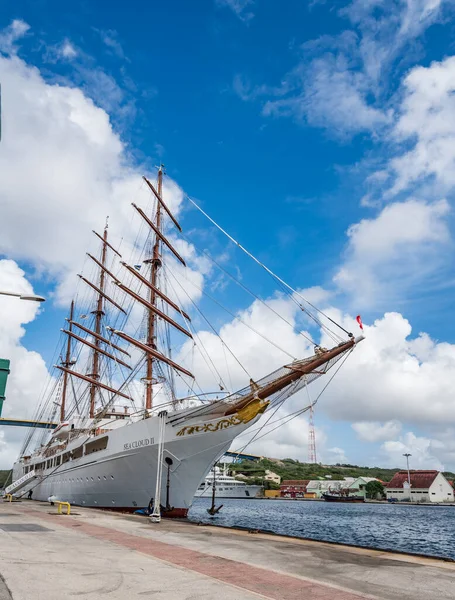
top-left (13, 408), bottom-right (262, 517)
top-left (196, 484), bottom-right (262, 499)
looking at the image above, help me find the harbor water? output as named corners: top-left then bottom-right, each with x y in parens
top-left (188, 497), bottom-right (455, 560)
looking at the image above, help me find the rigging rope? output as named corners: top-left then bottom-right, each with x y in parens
top-left (186, 195), bottom-right (352, 340)
top-left (177, 228), bottom-right (318, 347)
top-left (164, 263), bottom-right (297, 362)
top-left (162, 266), bottom-right (243, 385)
top-left (235, 347), bottom-right (355, 449)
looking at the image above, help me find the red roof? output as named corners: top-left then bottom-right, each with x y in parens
top-left (386, 470), bottom-right (439, 489)
top-left (281, 480), bottom-right (310, 486)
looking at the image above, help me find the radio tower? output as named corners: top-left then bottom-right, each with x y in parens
top-left (308, 404), bottom-right (317, 463)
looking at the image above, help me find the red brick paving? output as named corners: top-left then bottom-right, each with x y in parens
top-left (20, 506), bottom-right (368, 600)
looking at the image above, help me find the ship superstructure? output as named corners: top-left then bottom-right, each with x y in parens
top-left (9, 167), bottom-right (364, 518)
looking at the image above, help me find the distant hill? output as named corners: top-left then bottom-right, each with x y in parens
top-left (229, 458), bottom-right (455, 483)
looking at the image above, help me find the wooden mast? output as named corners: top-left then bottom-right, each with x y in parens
top-left (60, 300), bottom-right (74, 422)
top-left (145, 166), bottom-right (163, 410)
top-left (89, 223), bottom-right (109, 418)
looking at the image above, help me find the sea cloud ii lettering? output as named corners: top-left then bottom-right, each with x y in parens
top-left (124, 438), bottom-right (154, 450)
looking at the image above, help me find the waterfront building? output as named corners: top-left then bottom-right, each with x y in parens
top-left (306, 478), bottom-right (356, 498)
top-left (280, 480), bottom-right (309, 498)
top-left (348, 477), bottom-right (380, 499)
top-left (264, 470), bottom-right (281, 484)
top-left (386, 470), bottom-right (454, 503)
top-left (264, 489), bottom-right (281, 498)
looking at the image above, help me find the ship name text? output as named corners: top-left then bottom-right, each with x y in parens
top-left (124, 437), bottom-right (154, 450)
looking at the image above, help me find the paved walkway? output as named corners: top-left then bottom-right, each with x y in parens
top-left (0, 500), bottom-right (454, 599)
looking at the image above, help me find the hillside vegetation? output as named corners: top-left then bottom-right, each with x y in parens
top-left (229, 458), bottom-right (455, 484)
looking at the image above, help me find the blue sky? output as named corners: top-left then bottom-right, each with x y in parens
top-left (1, 0), bottom-right (455, 470)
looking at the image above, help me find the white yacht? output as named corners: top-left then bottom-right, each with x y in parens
top-left (196, 467), bottom-right (262, 499)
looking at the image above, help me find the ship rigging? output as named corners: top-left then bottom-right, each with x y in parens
top-left (8, 167), bottom-right (364, 517)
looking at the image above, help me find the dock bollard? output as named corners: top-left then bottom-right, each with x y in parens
top-left (56, 501), bottom-right (71, 515)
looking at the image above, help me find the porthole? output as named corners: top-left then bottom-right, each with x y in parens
top-left (110, 475), bottom-right (114, 479)
top-left (98, 476), bottom-right (101, 480)
top-left (90, 477), bottom-right (94, 481)
top-left (103, 476), bottom-right (107, 480)
top-left (86, 477), bottom-right (89, 481)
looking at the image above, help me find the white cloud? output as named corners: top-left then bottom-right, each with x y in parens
top-left (334, 198), bottom-right (451, 308)
top-left (60, 39), bottom-right (78, 59)
top-left (387, 55), bottom-right (455, 197)
top-left (243, 1), bottom-right (453, 135)
top-left (381, 431), bottom-right (444, 471)
top-left (263, 42), bottom-right (390, 134)
top-left (321, 312), bottom-right (455, 430)
top-left (352, 420), bottom-right (402, 442)
top-left (0, 19), bottom-right (29, 54)
top-left (216, 0), bottom-right (255, 22)
top-left (0, 260), bottom-right (49, 469)
top-left (0, 40), bottom-right (192, 306)
top-left (325, 446), bottom-right (349, 464)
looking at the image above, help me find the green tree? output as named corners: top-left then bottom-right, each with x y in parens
top-left (365, 480), bottom-right (384, 499)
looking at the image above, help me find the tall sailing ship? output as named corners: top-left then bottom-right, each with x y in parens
top-left (8, 167), bottom-right (364, 517)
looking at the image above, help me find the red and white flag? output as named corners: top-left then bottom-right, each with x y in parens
top-left (356, 315), bottom-right (364, 330)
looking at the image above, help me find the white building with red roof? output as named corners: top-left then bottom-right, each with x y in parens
top-left (386, 470), bottom-right (454, 503)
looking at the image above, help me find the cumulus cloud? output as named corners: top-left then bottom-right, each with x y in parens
top-left (381, 431), bottom-right (444, 471)
top-left (0, 260), bottom-right (49, 468)
top-left (352, 420), bottom-right (402, 442)
top-left (386, 55), bottom-right (455, 197)
top-left (334, 198), bottom-right (451, 308)
top-left (321, 312), bottom-right (455, 429)
top-left (0, 39), bottom-right (204, 307)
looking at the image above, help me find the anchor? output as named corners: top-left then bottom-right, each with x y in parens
top-left (207, 464), bottom-right (223, 516)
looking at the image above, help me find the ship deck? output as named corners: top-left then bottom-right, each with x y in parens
top-left (0, 499), bottom-right (454, 599)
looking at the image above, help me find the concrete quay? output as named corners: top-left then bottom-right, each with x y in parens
top-left (0, 499), bottom-right (454, 599)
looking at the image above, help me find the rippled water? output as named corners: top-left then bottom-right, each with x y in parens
top-left (188, 498), bottom-right (455, 560)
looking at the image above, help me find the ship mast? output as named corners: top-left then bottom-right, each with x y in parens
top-left (89, 222), bottom-right (108, 418)
top-left (145, 166), bottom-right (163, 410)
top-left (60, 300), bottom-right (74, 422)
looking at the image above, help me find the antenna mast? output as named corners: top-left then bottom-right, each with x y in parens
top-left (145, 166), bottom-right (163, 410)
top-left (60, 300), bottom-right (74, 422)
top-left (308, 404), bottom-right (317, 464)
top-left (89, 222), bottom-right (109, 418)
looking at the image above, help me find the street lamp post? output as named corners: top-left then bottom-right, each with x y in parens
top-left (403, 453), bottom-right (412, 485)
top-left (0, 291), bottom-right (45, 302)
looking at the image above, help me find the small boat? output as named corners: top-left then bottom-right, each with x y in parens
top-left (322, 493), bottom-right (365, 503)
